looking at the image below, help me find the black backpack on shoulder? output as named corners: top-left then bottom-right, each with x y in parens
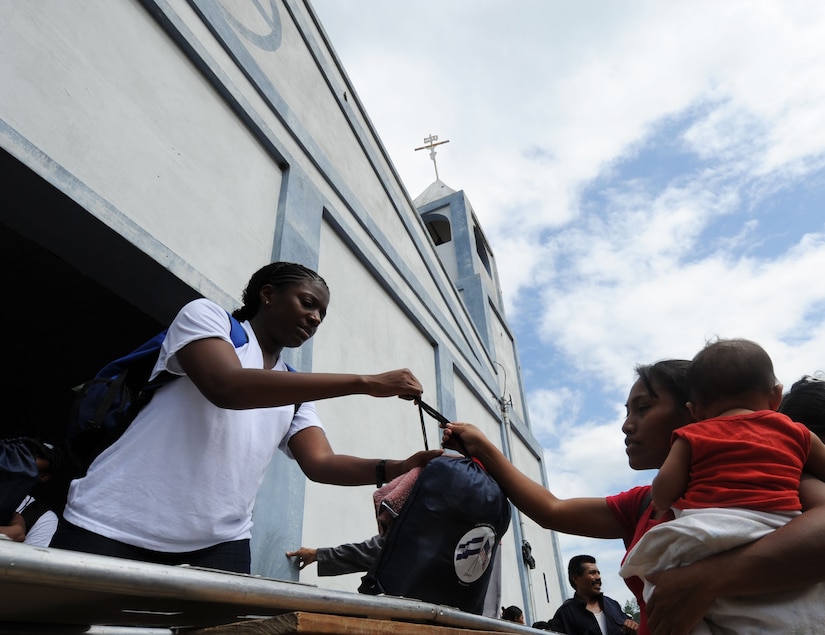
top-left (66, 312), bottom-right (249, 472)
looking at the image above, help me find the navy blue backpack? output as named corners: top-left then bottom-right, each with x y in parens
top-left (359, 454), bottom-right (511, 614)
top-left (67, 312), bottom-right (249, 470)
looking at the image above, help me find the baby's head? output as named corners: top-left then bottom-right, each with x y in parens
top-left (687, 338), bottom-right (780, 420)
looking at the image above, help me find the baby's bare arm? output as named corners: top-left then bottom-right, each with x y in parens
top-left (651, 438), bottom-right (691, 511)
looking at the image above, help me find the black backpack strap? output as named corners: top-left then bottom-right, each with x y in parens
top-left (639, 490), bottom-right (653, 518)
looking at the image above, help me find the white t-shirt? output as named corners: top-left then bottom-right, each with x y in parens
top-left (16, 496), bottom-right (58, 547)
top-left (64, 299), bottom-right (323, 552)
top-left (593, 609), bottom-right (608, 635)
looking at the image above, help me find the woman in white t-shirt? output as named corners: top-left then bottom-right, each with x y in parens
top-left (51, 262), bottom-right (441, 573)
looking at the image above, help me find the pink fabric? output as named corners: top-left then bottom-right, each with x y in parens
top-left (373, 467), bottom-right (421, 536)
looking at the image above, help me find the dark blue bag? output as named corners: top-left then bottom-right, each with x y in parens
top-left (67, 312), bottom-right (249, 470)
top-left (359, 455), bottom-right (511, 614)
top-left (0, 438), bottom-right (39, 523)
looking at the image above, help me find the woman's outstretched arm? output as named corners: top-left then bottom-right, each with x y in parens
top-left (288, 427), bottom-right (442, 485)
top-left (443, 422), bottom-right (623, 538)
top-left (177, 337), bottom-right (423, 409)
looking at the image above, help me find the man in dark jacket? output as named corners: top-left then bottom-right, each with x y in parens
top-left (550, 555), bottom-right (638, 635)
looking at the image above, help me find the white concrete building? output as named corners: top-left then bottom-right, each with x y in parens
top-left (0, 0), bottom-right (566, 626)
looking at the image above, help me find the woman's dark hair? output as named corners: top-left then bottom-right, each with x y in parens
top-left (779, 375), bottom-right (825, 440)
top-left (500, 605), bottom-right (523, 622)
top-left (635, 359), bottom-right (691, 414)
top-left (232, 262), bottom-right (328, 321)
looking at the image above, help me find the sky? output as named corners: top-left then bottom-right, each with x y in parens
top-left (311, 0), bottom-right (825, 611)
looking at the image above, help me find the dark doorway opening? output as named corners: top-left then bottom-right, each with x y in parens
top-left (1, 147), bottom-right (200, 510)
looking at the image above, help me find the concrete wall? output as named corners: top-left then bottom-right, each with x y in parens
top-left (1, 0), bottom-right (286, 302)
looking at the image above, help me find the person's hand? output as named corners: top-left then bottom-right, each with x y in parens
top-left (399, 449), bottom-right (443, 473)
top-left (0, 514), bottom-right (26, 542)
top-left (441, 422), bottom-right (490, 457)
top-left (622, 617), bottom-right (639, 634)
top-left (365, 369), bottom-right (422, 400)
top-left (646, 566), bottom-right (714, 635)
top-left (285, 547), bottom-right (317, 570)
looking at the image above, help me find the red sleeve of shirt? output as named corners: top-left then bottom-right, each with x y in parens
top-left (606, 485), bottom-right (652, 549)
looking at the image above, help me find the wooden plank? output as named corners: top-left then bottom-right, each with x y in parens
top-left (191, 611), bottom-right (515, 635)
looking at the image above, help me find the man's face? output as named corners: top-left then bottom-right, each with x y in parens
top-left (573, 562), bottom-right (602, 600)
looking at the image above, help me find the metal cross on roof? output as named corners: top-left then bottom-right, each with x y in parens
top-left (414, 134), bottom-right (450, 181)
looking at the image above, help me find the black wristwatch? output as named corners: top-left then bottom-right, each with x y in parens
top-left (375, 459), bottom-right (387, 488)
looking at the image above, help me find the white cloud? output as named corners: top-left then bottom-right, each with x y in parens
top-left (318, 0), bottom-right (825, 278)
top-left (530, 200), bottom-right (825, 391)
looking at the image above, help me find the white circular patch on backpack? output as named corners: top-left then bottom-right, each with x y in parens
top-left (453, 524), bottom-right (497, 583)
